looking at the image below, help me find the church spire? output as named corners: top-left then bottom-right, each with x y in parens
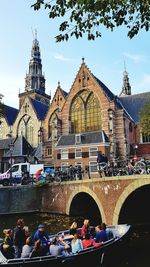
top-left (25, 32), bottom-right (46, 94)
top-left (119, 63), bottom-right (131, 96)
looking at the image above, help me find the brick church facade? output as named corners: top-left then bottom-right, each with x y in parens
top-left (0, 37), bottom-right (150, 174)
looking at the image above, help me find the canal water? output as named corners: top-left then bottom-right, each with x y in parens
top-left (0, 213), bottom-right (149, 267)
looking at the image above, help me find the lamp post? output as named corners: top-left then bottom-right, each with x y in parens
top-left (9, 141), bottom-right (14, 180)
top-left (133, 144), bottom-right (138, 161)
top-left (6, 130), bottom-right (14, 181)
top-left (38, 126), bottom-right (44, 161)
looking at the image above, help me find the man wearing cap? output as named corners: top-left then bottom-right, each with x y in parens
top-left (33, 224), bottom-right (49, 252)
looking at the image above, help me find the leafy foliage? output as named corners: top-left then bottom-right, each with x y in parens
top-left (139, 99), bottom-right (150, 136)
top-left (0, 102), bottom-right (5, 118)
top-left (32, 0), bottom-right (150, 42)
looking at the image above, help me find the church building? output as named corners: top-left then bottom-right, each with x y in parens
top-left (0, 36), bottom-right (150, 175)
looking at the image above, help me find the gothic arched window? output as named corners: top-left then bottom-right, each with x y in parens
top-left (17, 115), bottom-right (34, 146)
top-left (48, 112), bottom-right (59, 140)
top-left (70, 90), bottom-right (101, 133)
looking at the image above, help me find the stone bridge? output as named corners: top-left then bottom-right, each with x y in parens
top-left (0, 175), bottom-right (150, 225)
top-left (41, 174), bottom-right (150, 225)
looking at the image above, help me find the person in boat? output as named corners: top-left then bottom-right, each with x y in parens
top-left (33, 224), bottom-right (49, 253)
top-left (81, 219), bottom-right (91, 238)
top-left (95, 222), bottom-right (108, 243)
top-left (82, 233), bottom-right (103, 249)
top-left (71, 233), bottom-right (83, 254)
top-left (69, 221), bottom-right (78, 236)
top-left (49, 236), bottom-right (70, 256)
top-left (30, 239), bottom-right (46, 258)
top-left (13, 218), bottom-right (27, 258)
top-left (21, 236), bottom-right (33, 258)
top-left (2, 229), bottom-right (14, 259)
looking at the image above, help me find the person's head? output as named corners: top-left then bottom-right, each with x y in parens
top-left (100, 222), bottom-right (106, 231)
top-left (51, 236), bottom-right (59, 245)
top-left (95, 225), bottom-right (101, 232)
top-left (26, 236), bottom-right (33, 246)
top-left (83, 219), bottom-right (90, 227)
top-left (3, 229), bottom-right (12, 237)
top-left (17, 218), bottom-right (24, 228)
top-left (38, 224), bottom-right (44, 232)
top-left (70, 221), bottom-right (77, 229)
top-left (34, 239), bottom-right (43, 250)
top-left (71, 233), bottom-right (80, 243)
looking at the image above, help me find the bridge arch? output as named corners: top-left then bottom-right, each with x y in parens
top-left (113, 179), bottom-right (150, 224)
top-left (66, 185), bottom-right (106, 222)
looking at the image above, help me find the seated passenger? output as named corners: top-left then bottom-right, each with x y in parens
top-left (81, 219), bottom-right (91, 238)
top-left (95, 223), bottom-right (108, 243)
top-left (71, 233), bottom-right (83, 254)
top-left (69, 221), bottom-right (78, 236)
top-left (33, 224), bottom-right (49, 252)
top-left (2, 229), bottom-right (14, 259)
top-left (82, 233), bottom-right (102, 249)
top-left (21, 236), bottom-right (33, 258)
top-left (30, 239), bottom-right (45, 258)
top-left (49, 236), bottom-right (70, 256)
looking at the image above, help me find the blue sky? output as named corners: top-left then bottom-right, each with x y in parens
top-left (0, 1), bottom-right (150, 108)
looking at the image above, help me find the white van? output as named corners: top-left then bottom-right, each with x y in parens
top-left (0, 163), bottom-right (44, 186)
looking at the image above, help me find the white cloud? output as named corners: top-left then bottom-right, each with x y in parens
top-left (54, 53), bottom-right (73, 62)
top-left (123, 52), bottom-right (145, 64)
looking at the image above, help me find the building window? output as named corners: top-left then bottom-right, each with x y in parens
top-left (75, 134), bottom-right (81, 144)
top-left (129, 122), bottom-right (133, 132)
top-left (75, 148), bottom-right (82, 158)
top-left (47, 147), bottom-right (52, 156)
top-left (89, 161), bottom-right (97, 173)
top-left (61, 162), bottom-right (68, 172)
top-left (61, 149), bottom-right (68, 159)
top-left (142, 134), bottom-right (150, 143)
top-left (89, 147), bottom-right (98, 157)
top-left (70, 90), bottom-right (101, 134)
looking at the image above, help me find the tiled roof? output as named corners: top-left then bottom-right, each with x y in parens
top-left (61, 89), bottom-right (68, 98)
top-left (57, 131), bottom-right (109, 147)
top-left (3, 105), bottom-right (18, 125)
top-left (4, 136), bottom-right (33, 157)
top-left (0, 138), bottom-right (15, 150)
top-left (93, 75), bottom-right (115, 101)
top-left (30, 98), bottom-right (49, 120)
top-left (119, 92), bottom-right (150, 123)
top-left (32, 143), bottom-right (43, 160)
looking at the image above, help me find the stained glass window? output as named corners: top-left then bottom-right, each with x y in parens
top-left (70, 91), bottom-right (101, 133)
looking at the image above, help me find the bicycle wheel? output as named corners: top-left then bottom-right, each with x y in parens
top-left (134, 161), bottom-right (146, 174)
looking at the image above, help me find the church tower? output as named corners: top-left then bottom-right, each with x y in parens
top-left (19, 33), bottom-right (51, 107)
top-left (119, 67), bottom-right (131, 96)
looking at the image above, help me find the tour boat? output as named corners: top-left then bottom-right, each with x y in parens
top-left (0, 224), bottom-right (131, 267)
